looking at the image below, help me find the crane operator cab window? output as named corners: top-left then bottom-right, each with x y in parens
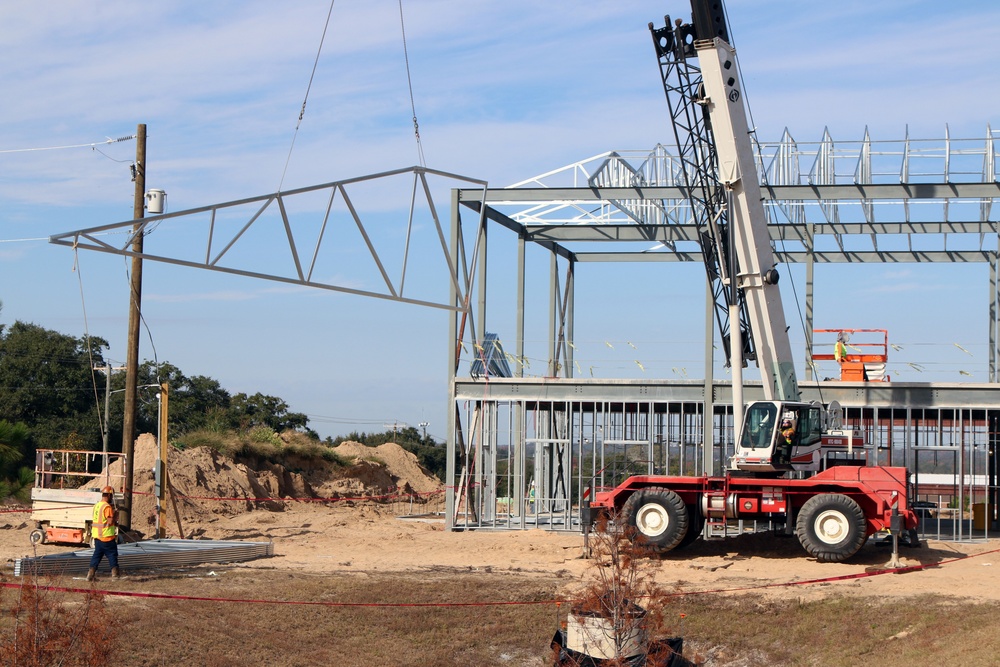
top-left (740, 402), bottom-right (778, 451)
top-left (738, 402), bottom-right (824, 469)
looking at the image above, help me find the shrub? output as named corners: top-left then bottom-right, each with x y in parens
top-left (175, 430), bottom-right (243, 458)
top-left (0, 575), bottom-right (119, 666)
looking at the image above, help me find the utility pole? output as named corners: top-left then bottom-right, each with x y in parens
top-left (96, 363), bottom-right (126, 482)
top-left (383, 421), bottom-right (401, 440)
top-left (120, 123), bottom-right (146, 532)
top-left (419, 421), bottom-right (429, 441)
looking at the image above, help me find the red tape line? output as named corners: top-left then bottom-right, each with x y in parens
top-left (130, 488), bottom-right (445, 503)
top-left (8, 547), bottom-right (997, 608)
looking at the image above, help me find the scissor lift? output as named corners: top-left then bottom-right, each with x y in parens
top-left (29, 449), bottom-right (125, 546)
top-left (812, 329), bottom-right (890, 382)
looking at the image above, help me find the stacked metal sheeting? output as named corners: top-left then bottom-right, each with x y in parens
top-left (14, 539), bottom-right (274, 577)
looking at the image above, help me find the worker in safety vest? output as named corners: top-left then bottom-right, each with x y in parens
top-left (780, 418), bottom-right (795, 445)
top-left (834, 332), bottom-right (849, 364)
top-left (86, 486), bottom-right (120, 581)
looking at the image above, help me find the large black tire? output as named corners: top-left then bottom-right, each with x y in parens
top-left (795, 493), bottom-right (867, 563)
top-left (28, 529), bottom-right (45, 546)
top-left (676, 505), bottom-right (704, 550)
top-left (622, 487), bottom-right (689, 553)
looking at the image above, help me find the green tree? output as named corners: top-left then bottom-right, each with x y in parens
top-left (229, 392), bottom-right (308, 432)
top-left (0, 321), bottom-right (107, 451)
top-left (0, 318), bottom-right (318, 485)
top-left (0, 419), bottom-right (28, 480)
top-left (133, 362), bottom-right (233, 435)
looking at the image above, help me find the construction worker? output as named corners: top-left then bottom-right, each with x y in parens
top-left (834, 332), bottom-right (849, 364)
top-left (780, 418), bottom-right (796, 445)
top-left (87, 486), bottom-right (120, 581)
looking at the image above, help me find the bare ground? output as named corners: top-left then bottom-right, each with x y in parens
top-left (1, 438), bottom-right (999, 665)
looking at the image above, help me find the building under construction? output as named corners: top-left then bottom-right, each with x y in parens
top-left (47, 6), bottom-right (1000, 552)
top-left (444, 131), bottom-right (1000, 541)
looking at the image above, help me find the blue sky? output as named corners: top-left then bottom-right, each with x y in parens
top-left (2, 1), bottom-right (998, 441)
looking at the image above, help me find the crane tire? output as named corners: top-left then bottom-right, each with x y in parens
top-left (677, 505), bottom-right (704, 550)
top-left (795, 493), bottom-right (867, 562)
top-left (622, 487), bottom-right (689, 553)
top-left (29, 529), bottom-right (45, 546)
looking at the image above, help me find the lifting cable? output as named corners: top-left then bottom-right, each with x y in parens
top-left (398, 0), bottom-right (426, 167)
top-left (277, 0), bottom-right (337, 192)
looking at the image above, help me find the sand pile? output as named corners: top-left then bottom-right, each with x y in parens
top-left (331, 441), bottom-right (442, 495)
top-left (100, 435), bottom-right (443, 536)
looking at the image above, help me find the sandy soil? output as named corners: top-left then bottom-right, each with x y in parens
top-left (2, 437), bottom-right (998, 605)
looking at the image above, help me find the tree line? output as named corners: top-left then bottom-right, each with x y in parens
top-left (0, 317), bottom-right (447, 499)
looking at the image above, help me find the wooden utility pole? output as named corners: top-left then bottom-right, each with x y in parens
top-left (120, 123), bottom-right (146, 531)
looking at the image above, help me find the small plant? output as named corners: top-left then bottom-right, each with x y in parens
top-left (247, 425), bottom-right (282, 447)
top-left (320, 449), bottom-right (348, 466)
top-left (176, 429), bottom-right (240, 457)
top-left (556, 511), bottom-right (694, 665)
top-left (0, 571), bottom-right (119, 666)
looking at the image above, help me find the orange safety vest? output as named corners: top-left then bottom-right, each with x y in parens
top-left (92, 500), bottom-right (117, 542)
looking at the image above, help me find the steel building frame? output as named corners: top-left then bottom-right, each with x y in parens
top-left (447, 130), bottom-right (1000, 539)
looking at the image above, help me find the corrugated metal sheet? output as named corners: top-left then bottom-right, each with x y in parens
top-left (14, 539), bottom-right (274, 577)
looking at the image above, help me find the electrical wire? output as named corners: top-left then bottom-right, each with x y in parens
top-left (0, 135), bottom-right (135, 154)
top-left (122, 256), bottom-right (161, 383)
top-left (277, 0), bottom-right (336, 192)
top-left (72, 246), bottom-right (109, 439)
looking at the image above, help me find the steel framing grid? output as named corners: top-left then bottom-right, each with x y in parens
top-left (449, 378), bottom-right (999, 542)
top-left (447, 132), bottom-right (1000, 537)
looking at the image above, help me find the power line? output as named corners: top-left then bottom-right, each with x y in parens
top-left (0, 135), bottom-right (135, 155)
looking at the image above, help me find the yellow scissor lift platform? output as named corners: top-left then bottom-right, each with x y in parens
top-left (29, 449), bottom-right (125, 547)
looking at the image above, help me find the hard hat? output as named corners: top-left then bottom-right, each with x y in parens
top-left (101, 486), bottom-right (114, 494)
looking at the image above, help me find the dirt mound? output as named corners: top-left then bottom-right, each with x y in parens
top-left (332, 441), bottom-right (442, 495)
top-left (107, 435), bottom-right (443, 536)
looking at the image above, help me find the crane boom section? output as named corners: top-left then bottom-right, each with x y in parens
top-left (695, 38), bottom-right (799, 401)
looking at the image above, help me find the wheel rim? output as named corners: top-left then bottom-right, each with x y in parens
top-left (813, 509), bottom-right (849, 545)
top-left (635, 502), bottom-right (670, 538)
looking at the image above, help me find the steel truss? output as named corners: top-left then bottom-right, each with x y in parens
top-left (50, 166), bottom-right (488, 313)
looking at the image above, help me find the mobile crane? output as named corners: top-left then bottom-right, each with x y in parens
top-left (589, 1), bottom-right (918, 563)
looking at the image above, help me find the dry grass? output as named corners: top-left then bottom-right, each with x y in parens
top-left (173, 429), bottom-right (347, 466)
top-left (98, 569), bottom-right (563, 667)
top-left (2, 568), bottom-right (1000, 666)
top-left (679, 594), bottom-right (1000, 666)
top-left (0, 577), bottom-right (118, 666)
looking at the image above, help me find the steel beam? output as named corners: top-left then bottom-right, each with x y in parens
top-left (460, 182), bottom-right (1000, 205)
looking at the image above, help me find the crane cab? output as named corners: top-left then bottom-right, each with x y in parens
top-left (730, 401), bottom-right (824, 473)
